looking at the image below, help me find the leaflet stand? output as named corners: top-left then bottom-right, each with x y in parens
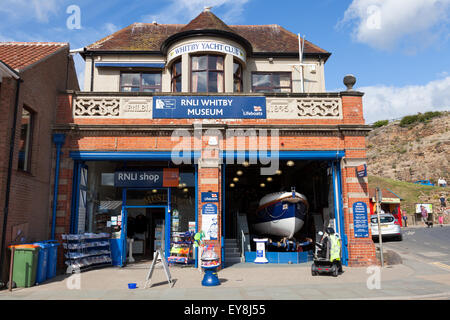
top-left (144, 249), bottom-right (173, 288)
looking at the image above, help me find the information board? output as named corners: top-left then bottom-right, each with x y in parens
top-left (352, 201), bottom-right (369, 238)
top-left (201, 203), bottom-right (218, 240)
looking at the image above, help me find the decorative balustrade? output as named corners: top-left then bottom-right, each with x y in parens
top-left (72, 94), bottom-right (342, 120)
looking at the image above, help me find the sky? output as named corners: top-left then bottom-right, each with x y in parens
top-left (0, 0), bottom-right (449, 124)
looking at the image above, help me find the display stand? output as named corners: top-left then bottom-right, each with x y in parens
top-left (145, 249), bottom-right (173, 288)
top-left (168, 231), bottom-right (194, 265)
top-left (253, 238), bottom-right (269, 264)
top-left (63, 233), bottom-right (112, 274)
top-left (201, 244), bottom-right (220, 286)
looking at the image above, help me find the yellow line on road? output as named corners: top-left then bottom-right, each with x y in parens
top-left (430, 262), bottom-right (450, 271)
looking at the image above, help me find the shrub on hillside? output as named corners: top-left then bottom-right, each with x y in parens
top-left (373, 120), bottom-right (389, 128)
top-left (399, 111), bottom-right (443, 127)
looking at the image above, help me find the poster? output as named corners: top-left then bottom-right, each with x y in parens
top-left (415, 203), bottom-right (433, 214)
top-left (201, 203), bottom-right (218, 240)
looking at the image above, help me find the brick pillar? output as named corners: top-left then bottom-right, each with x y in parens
top-left (197, 135), bottom-right (222, 267)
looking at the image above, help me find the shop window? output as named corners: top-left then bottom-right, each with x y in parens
top-left (191, 55), bottom-right (224, 93)
top-left (120, 72), bottom-right (162, 92)
top-left (233, 60), bottom-right (243, 93)
top-left (251, 72), bottom-right (292, 93)
top-left (18, 106), bottom-right (35, 172)
top-left (171, 59), bottom-right (182, 92)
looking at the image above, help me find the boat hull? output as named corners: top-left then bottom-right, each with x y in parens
top-left (252, 191), bottom-right (308, 239)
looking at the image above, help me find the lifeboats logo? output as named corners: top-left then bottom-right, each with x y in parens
top-left (155, 98), bottom-right (176, 109)
top-left (171, 123), bottom-right (280, 175)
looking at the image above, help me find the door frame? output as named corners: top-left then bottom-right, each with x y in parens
top-left (119, 187), bottom-right (171, 267)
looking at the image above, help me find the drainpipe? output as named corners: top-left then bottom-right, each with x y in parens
top-left (51, 134), bottom-right (66, 240)
top-left (0, 77), bottom-right (22, 285)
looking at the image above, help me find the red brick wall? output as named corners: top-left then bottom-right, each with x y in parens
top-left (0, 49), bottom-right (79, 281)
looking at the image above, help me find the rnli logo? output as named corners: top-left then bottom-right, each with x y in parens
top-left (254, 106), bottom-right (262, 112)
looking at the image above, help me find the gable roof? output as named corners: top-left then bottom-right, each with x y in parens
top-left (85, 11), bottom-right (330, 60)
top-left (0, 42), bottom-right (68, 72)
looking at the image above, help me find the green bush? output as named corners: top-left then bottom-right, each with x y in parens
top-left (373, 120), bottom-right (389, 128)
top-left (399, 111), bottom-right (442, 127)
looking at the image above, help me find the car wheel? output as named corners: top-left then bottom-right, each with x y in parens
top-left (397, 234), bottom-right (403, 241)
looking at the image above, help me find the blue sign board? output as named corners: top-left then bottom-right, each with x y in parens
top-left (352, 202), bottom-right (369, 238)
top-left (153, 96), bottom-right (266, 119)
top-left (202, 203), bottom-right (218, 215)
top-left (114, 171), bottom-right (163, 188)
top-left (201, 192), bottom-right (219, 203)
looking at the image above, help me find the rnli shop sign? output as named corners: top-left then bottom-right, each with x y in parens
top-left (153, 96), bottom-right (266, 119)
top-left (114, 168), bottom-right (179, 188)
top-left (168, 41), bottom-right (246, 63)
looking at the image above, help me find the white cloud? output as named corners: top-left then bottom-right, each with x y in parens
top-left (360, 76), bottom-right (450, 123)
top-left (0, 0), bottom-right (60, 23)
top-left (143, 0), bottom-right (250, 24)
top-left (338, 0), bottom-right (450, 51)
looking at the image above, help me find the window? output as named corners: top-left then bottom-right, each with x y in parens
top-left (251, 72), bottom-right (292, 93)
top-left (191, 55), bottom-right (224, 93)
top-left (171, 59), bottom-right (182, 92)
top-left (120, 72), bottom-right (162, 92)
top-left (233, 61), bottom-right (243, 93)
top-left (18, 106), bottom-right (34, 172)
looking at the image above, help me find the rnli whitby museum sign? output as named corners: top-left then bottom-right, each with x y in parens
top-left (168, 40), bottom-right (246, 63)
top-left (153, 96), bottom-right (266, 119)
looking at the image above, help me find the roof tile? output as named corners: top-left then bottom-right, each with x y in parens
top-left (0, 42), bottom-right (68, 71)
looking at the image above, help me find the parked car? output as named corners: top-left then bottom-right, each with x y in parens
top-left (371, 213), bottom-right (402, 241)
top-left (414, 180), bottom-right (434, 186)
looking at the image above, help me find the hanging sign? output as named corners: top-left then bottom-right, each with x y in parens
top-left (153, 96), bottom-right (266, 119)
top-left (352, 202), bottom-right (369, 238)
top-left (355, 164), bottom-right (367, 178)
top-left (201, 203), bottom-right (218, 240)
top-left (167, 40), bottom-right (246, 63)
top-left (114, 168), bottom-right (179, 188)
top-left (201, 192), bottom-right (219, 203)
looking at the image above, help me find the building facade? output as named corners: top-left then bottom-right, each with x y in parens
top-left (53, 9), bottom-right (377, 269)
top-left (0, 43), bottom-right (80, 281)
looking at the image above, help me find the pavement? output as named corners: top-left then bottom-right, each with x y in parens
top-left (1, 227), bottom-right (449, 300)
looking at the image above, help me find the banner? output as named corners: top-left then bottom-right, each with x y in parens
top-left (114, 168), bottom-right (179, 188)
top-left (168, 40), bottom-right (246, 63)
top-left (153, 96), bottom-right (266, 119)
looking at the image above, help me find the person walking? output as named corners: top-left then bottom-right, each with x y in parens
top-left (420, 205), bottom-right (428, 227)
top-left (402, 210), bottom-right (408, 227)
top-left (438, 211), bottom-right (444, 227)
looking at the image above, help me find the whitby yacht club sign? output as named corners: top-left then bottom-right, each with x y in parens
top-left (168, 40), bottom-right (246, 63)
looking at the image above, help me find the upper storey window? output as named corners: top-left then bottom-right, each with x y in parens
top-left (251, 72), bottom-right (292, 93)
top-left (171, 59), bottom-right (182, 92)
top-left (191, 55), bottom-right (224, 93)
top-left (120, 72), bottom-right (162, 92)
top-left (233, 61), bottom-right (243, 93)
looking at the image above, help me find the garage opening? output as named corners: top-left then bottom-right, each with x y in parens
top-left (224, 160), bottom-right (336, 265)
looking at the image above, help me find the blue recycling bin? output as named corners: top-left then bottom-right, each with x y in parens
top-left (33, 242), bottom-right (50, 284)
top-left (43, 240), bottom-right (59, 280)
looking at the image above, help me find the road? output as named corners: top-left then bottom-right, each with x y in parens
top-left (379, 225), bottom-right (450, 273)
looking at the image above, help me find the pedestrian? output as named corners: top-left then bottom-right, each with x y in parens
top-left (440, 194), bottom-right (447, 208)
top-left (420, 205), bottom-right (428, 226)
top-left (438, 211), bottom-right (444, 227)
top-left (402, 210), bottom-right (408, 227)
